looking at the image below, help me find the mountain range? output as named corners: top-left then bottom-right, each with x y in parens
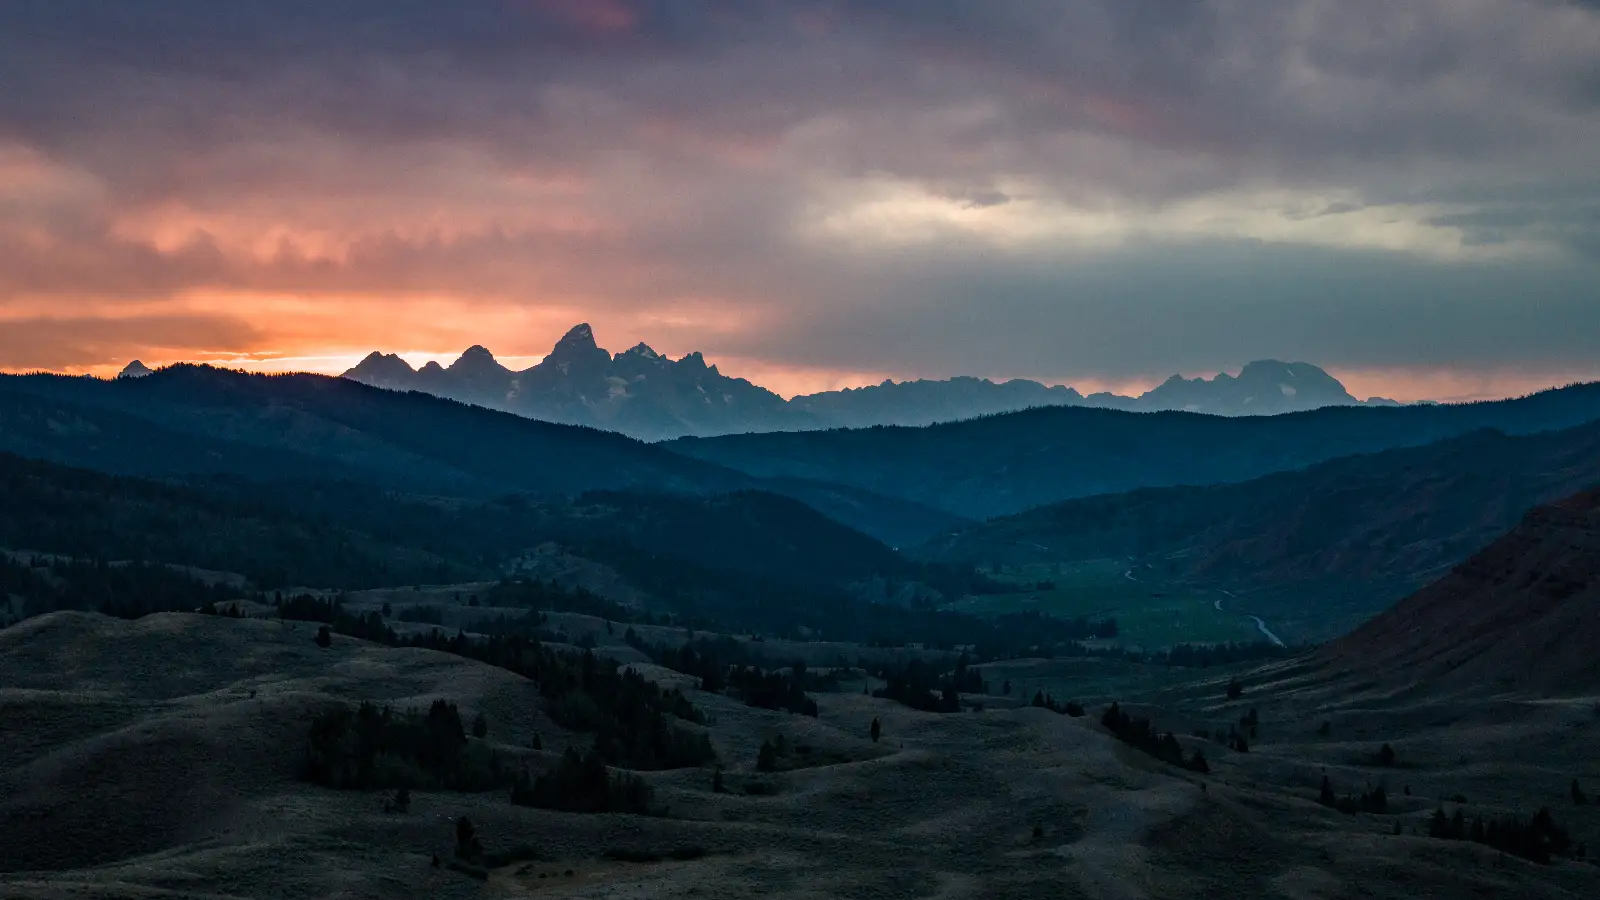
top-left (338, 324), bottom-right (1401, 439)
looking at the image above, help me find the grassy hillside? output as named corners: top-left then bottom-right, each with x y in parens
top-left (6, 608), bottom-right (1597, 898)
top-left (0, 451), bottom-right (1022, 648)
top-left (0, 448), bottom-right (954, 588)
top-left (668, 382), bottom-right (1600, 519)
top-left (1314, 485), bottom-right (1600, 696)
top-left (918, 422), bottom-right (1600, 641)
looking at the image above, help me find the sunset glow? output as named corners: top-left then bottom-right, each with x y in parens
top-left (2, 2), bottom-right (1598, 403)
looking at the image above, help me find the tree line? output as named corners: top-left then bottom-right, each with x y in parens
top-left (282, 594), bottom-right (714, 771)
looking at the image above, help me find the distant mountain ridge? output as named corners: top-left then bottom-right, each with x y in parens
top-left (345, 324), bottom-right (808, 440)
top-left (342, 324), bottom-right (1398, 438)
top-left (669, 381), bottom-right (1600, 520)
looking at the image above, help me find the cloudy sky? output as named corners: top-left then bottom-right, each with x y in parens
top-left (2, 0), bottom-right (1598, 400)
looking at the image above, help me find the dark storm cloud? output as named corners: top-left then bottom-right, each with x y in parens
top-left (0, 1), bottom-right (1597, 388)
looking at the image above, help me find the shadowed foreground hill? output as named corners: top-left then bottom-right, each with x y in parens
top-left (1315, 487), bottom-right (1600, 697)
top-left (0, 611), bottom-right (547, 877)
top-left (8, 610), bottom-right (1597, 899)
top-left (670, 382), bottom-right (1600, 519)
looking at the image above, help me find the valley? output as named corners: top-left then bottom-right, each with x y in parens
top-left (941, 561), bottom-right (1265, 650)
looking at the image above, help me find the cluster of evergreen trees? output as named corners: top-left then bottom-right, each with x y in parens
top-left (284, 598), bottom-right (714, 771)
top-left (1030, 692), bottom-right (1085, 716)
top-left (1153, 641), bottom-right (1295, 668)
top-left (1428, 806), bottom-right (1575, 864)
top-left (1101, 703), bottom-right (1210, 774)
top-left (398, 605), bottom-right (445, 625)
top-left (301, 699), bottom-right (505, 791)
top-left (752, 734), bottom-right (848, 773)
top-left (487, 576), bottom-right (644, 623)
top-left (1, 554), bottom-right (243, 621)
top-left (727, 664), bottom-right (820, 717)
top-left (0, 451), bottom-right (494, 589)
top-left (510, 747), bottom-right (652, 815)
top-left (277, 593), bottom-right (396, 642)
top-left (625, 631), bottom-right (823, 716)
top-left (1318, 776), bottom-right (1389, 814)
top-left (871, 658), bottom-right (971, 713)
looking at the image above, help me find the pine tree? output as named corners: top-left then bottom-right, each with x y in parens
top-left (1573, 779), bottom-right (1588, 805)
top-left (472, 713), bottom-right (488, 740)
top-left (757, 740), bottom-right (778, 772)
top-left (454, 816), bottom-right (482, 862)
top-left (314, 625), bottom-right (332, 648)
top-left (1378, 743), bottom-right (1396, 767)
top-left (870, 717), bottom-right (882, 744)
top-left (1319, 776), bottom-right (1337, 807)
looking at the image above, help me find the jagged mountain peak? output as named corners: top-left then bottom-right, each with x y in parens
top-left (1238, 359), bottom-right (1324, 381)
top-left (449, 345), bottom-right (508, 373)
top-left (618, 342), bottom-right (662, 361)
top-left (555, 323), bottom-right (598, 351)
top-left (1138, 360), bottom-right (1358, 414)
top-left (117, 360), bottom-right (154, 379)
top-left (341, 352), bottom-right (415, 386)
top-left (543, 322), bottom-right (611, 373)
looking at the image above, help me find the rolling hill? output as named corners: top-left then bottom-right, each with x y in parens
top-left (0, 366), bottom-right (740, 498)
top-left (669, 382), bottom-right (1600, 519)
top-left (0, 450), bottom-right (953, 594)
top-left (1313, 485), bottom-right (1600, 696)
top-left (917, 422), bottom-right (1600, 640)
top-left (0, 367), bottom-right (961, 545)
